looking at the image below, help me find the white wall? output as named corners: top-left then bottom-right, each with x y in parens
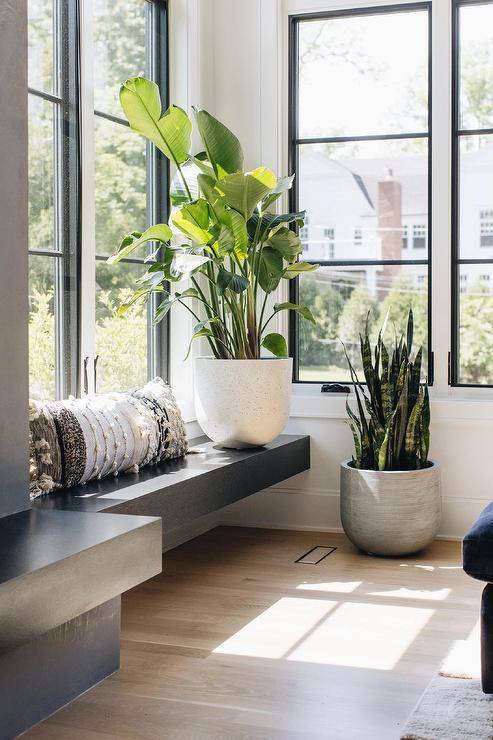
top-left (168, 0), bottom-right (493, 546)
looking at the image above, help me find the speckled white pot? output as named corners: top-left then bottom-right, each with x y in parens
top-left (193, 357), bottom-right (293, 448)
top-left (340, 460), bottom-right (441, 556)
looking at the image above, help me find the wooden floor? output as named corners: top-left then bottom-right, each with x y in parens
top-left (26, 527), bottom-right (481, 740)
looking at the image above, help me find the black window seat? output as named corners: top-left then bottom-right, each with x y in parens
top-left (34, 434), bottom-right (311, 534)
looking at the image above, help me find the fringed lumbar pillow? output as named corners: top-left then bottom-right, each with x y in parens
top-left (29, 377), bottom-right (187, 498)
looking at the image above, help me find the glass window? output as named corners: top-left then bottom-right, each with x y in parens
top-left (453, 2), bottom-right (493, 385)
top-left (28, 0), bottom-right (79, 401)
top-left (291, 6), bottom-right (431, 383)
top-left (27, 0), bottom-right (168, 400)
top-left (94, 0), bottom-right (168, 394)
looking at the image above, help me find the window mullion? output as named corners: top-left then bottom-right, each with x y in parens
top-left (430, 0), bottom-right (452, 393)
top-left (79, 0), bottom-right (97, 395)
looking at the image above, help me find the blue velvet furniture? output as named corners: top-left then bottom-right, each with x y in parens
top-left (463, 502), bottom-right (493, 693)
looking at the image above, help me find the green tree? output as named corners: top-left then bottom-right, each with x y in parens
top-left (299, 274), bottom-right (344, 366)
top-left (460, 282), bottom-right (493, 384)
top-left (377, 274), bottom-right (427, 357)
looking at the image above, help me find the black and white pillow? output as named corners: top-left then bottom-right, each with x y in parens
top-left (29, 378), bottom-right (188, 498)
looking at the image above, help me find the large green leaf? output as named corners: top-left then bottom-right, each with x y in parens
top-left (193, 108), bottom-right (244, 177)
top-left (274, 302), bottom-right (315, 325)
top-left (257, 247), bottom-right (284, 293)
top-left (262, 175), bottom-right (294, 209)
top-left (266, 228), bottom-right (302, 262)
top-left (170, 252), bottom-right (210, 279)
top-left (282, 261), bottom-right (319, 279)
top-left (108, 224), bottom-right (172, 264)
top-left (117, 285), bottom-right (166, 316)
top-left (220, 209), bottom-right (248, 259)
top-left (152, 287), bottom-right (200, 324)
top-left (217, 267), bottom-right (250, 295)
top-left (170, 160), bottom-right (201, 206)
top-left (120, 78), bottom-right (191, 165)
top-left (171, 199), bottom-right (214, 245)
top-left (215, 167), bottom-right (277, 220)
top-left (261, 333), bottom-right (288, 358)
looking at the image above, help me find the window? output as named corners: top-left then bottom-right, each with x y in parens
top-left (93, 0), bottom-right (168, 394)
top-left (28, 0), bottom-right (168, 401)
top-left (28, 0), bottom-right (79, 400)
top-left (480, 210), bottom-right (493, 248)
top-left (413, 224), bottom-right (427, 249)
top-left (290, 4), bottom-right (431, 383)
top-left (324, 227), bottom-right (335, 259)
top-left (452, 0), bottom-right (493, 386)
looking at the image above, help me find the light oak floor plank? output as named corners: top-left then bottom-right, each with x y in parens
top-left (25, 527), bottom-right (481, 739)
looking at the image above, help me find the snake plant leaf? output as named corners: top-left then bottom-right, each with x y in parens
top-left (348, 422), bottom-right (362, 468)
top-left (193, 107), bottom-right (244, 177)
top-left (282, 261), bottom-right (319, 279)
top-left (274, 302), bottom-right (315, 325)
top-left (217, 267), bottom-right (249, 296)
top-left (257, 247), bottom-right (284, 293)
top-left (261, 332), bottom-right (288, 358)
top-left (108, 224), bottom-right (172, 264)
top-left (120, 78), bottom-right (191, 165)
top-left (215, 167), bottom-right (277, 220)
top-left (266, 228), bottom-right (303, 262)
top-left (406, 309), bottom-right (414, 356)
top-left (171, 199), bottom-right (214, 245)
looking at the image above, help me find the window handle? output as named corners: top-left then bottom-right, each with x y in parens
top-left (94, 355), bottom-right (99, 395)
top-left (83, 357), bottom-right (90, 395)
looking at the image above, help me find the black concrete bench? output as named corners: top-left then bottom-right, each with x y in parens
top-left (3, 434), bottom-right (310, 738)
top-left (0, 508), bottom-right (161, 739)
top-left (34, 434), bottom-right (311, 547)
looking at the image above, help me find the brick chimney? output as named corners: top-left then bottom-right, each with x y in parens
top-left (377, 169), bottom-right (402, 298)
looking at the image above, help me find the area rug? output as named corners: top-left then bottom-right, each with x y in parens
top-left (401, 676), bottom-right (493, 739)
top-left (401, 621), bottom-right (493, 739)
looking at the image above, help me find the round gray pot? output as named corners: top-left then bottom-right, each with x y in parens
top-left (340, 460), bottom-right (441, 556)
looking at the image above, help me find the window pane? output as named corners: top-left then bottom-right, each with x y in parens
top-left (459, 4), bottom-right (493, 131)
top-left (298, 140), bottom-right (428, 261)
top-left (95, 261), bottom-right (148, 393)
top-left (298, 10), bottom-right (428, 139)
top-left (95, 116), bottom-right (147, 256)
top-left (298, 265), bottom-right (428, 382)
top-left (458, 134), bottom-right (493, 259)
top-left (94, 0), bottom-right (148, 116)
top-left (29, 95), bottom-right (56, 250)
top-left (28, 0), bottom-right (54, 94)
top-left (29, 255), bottom-right (56, 400)
top-left (458, 264), bottom-right (493, 385)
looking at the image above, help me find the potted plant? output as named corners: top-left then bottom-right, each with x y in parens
top-left (340, 310), bottom-right (441, 556)
top-left (108, 77), bottom-right (317, 448)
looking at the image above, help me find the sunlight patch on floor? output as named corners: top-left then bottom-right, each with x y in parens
top-left (213, 597), bottom-right (338, 659)
top-left (296, 581), bottom-right (362, 594)
top-left (214, 596), bottom-right (434, 669)
top-left (367, 587), bottom-right (451, 601)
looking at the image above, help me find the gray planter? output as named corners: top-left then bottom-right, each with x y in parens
top-left (340, 460), bottom-right (441, 556)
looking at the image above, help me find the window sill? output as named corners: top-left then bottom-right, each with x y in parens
top-left (291, 383), bottom-right (493, 421)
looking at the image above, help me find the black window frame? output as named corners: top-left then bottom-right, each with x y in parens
top-left (450, 0), bottom-right (493, 387)
top-left (28, 0), bottom-right (81, 399)
top-left (288, 2), bottom-right (433, 385)
top-left (93, 0), bottom-right (170, 393)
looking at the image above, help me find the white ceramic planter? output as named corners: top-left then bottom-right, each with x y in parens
top-left (340, 460), bottom-right (441, 556)
top-left (193, 357), bottom-right (292, 448)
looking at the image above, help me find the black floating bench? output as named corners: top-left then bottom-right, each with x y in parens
top-left (3, 434), bottom-right (309, 738)
top-left (34, 434), bottom-right (311, 546)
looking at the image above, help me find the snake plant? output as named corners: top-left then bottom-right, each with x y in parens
top-left (108, 77), bottom-right (318, 360)
top-left (344, 310), bottom-right (430, 471)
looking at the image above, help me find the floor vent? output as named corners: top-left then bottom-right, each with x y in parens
top-left (295, 546), bottom-right (337, 565)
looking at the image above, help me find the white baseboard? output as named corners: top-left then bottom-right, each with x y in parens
top-left (218, 486), bottom-right (489, 541)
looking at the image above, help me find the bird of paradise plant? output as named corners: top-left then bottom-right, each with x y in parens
top-left (108, 77), bottom-right (318, 359)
